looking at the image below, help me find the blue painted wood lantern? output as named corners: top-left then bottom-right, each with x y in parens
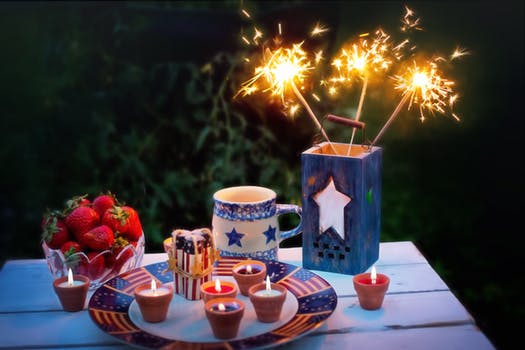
top-left (301, 142), bottom-right (382, 275)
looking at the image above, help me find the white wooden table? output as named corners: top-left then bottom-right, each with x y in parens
top-left (0, 241), bottom-right (495, 349)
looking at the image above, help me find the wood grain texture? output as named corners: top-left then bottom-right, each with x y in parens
top-left (0, 243), bottom-right (495, 350)
top-left (302, 143), bottom-right (382, 275)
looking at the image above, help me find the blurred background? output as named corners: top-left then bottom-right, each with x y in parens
top-left (0, 1), bottom-right (522, 348)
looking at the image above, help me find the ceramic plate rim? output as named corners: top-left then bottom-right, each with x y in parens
top-left (88, 257), bottom-right (338, 350)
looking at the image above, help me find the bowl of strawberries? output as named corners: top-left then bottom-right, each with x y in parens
top-left (41, 192), bottom-right (145, 290)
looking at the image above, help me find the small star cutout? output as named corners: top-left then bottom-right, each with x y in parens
top-left (263, 225), bottom-right (277, 244)
top-left (225, 228), bottom-right (245, 247)
top-left (313, 177), bottom-right (351, 240)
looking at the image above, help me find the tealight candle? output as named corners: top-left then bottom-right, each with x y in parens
top-left (232, 260), bottom-right (267, 296)
top-left (134, 279), bottom-right (173, 322)
top-left (204, 297), bottom-right (244, 339)
top-left (200, 279), bottom-right (237, 303)
top-left (53, 268), bottom-right (90, 312)
top-left (353, 266), bottom-right (390, 310)
top-left (248, 276), bottom-right (287, 323)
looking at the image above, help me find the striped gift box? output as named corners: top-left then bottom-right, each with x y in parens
top-left (171, 228), bottom-right (215, 300)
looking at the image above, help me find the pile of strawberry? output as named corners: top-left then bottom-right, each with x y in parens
top-left (41, 192), bottom-right (144, 280)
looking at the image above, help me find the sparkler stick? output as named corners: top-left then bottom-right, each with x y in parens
top-left (369, 92), bottom-right (410, 147)
top-left (347, 75), bottom-right (368, 155)
top-left (290, 82), bottom-right (337, 154)
top-left (370, 58), bottom-right (460, 148)
top-left (238, 42), bottom-right (337, 154)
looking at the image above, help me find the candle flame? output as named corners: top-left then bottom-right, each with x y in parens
top-left (218, 303), bottom-right (226, 311)
top-left (246, 264), bottom-right (252, 273)
top-left (67, 268), bottom-right (73, 287)
top-left (151, 279), bottom-right (157, 296)
top-left (371, 266), bottom-right (377, 284)
top-left (215, 279), bottom-right (222, 293)
top-left (265, 275), bottom-right (271, 293)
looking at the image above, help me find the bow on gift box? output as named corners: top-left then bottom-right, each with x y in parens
top-left (165, 228), bottom-right (220, 279)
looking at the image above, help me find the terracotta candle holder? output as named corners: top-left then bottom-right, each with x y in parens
top-left (232, 260), bottom-right (267, 296)
top-left (134, 280), bottom-right (174, 323)
top-left (53, 272), bottom-right (90, 312)
top-left (353, 267), bottom-right (390, 310)
top-left (248, 278), bottom-right (287, 323)
top-left (200, 279), bottom-right (237, 303)
top-left (205, 297), bottom-right (245, 339)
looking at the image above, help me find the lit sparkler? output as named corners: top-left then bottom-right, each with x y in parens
top-left (329, 29), bottom-right (397, 154)
top-left (370, 59), bottom-right (459, 147)
top-left (237, 28), bottom-right (336, 152)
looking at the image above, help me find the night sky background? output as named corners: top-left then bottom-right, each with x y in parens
top-left (0, 1), bottom-right (523, 349)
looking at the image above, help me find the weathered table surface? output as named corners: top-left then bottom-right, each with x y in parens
top-left (0, 241), bottom-right (495, 349)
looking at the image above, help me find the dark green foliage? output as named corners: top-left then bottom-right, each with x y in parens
top-left (0, 2), bottom-right (522, 349)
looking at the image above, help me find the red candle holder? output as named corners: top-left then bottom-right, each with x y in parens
top-left (200, 280), bottom-right (238, 303)
top-left (134, 282), bottom-right (173, 323)
top-left (231, 260), bottom-right (267, 296)
top-left (352, 271), bottom-right (390, 310)
top-left (53, 274), bottom-right (90, 312)
top-left (205, 297), bottom-right (245, 339)
top-left (248, 282), bottom-right (287, 323)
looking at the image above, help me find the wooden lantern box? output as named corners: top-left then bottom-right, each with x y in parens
top-left (301, 142), bottom-right (382, 275)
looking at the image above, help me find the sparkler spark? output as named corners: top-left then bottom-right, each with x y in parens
top-left (401, 6), bottom-right (423, 32)
top-left (310, 22), bottom-right (329, 37)
top-left (394, 60), bottom-right (458, 121)
top-left (328, 29), bottom-right (398, 154)
top-left (371, 59), bottom-right (460, 147)
top-left (237, 42), bottom-right (336, 152)
top-left (450, 47), bottom-right (470, 61)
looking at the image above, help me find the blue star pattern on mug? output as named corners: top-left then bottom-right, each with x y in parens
top-left (225, 228), bottom-right (245, 247)
top-left (263, 225), bottom-right (277, 244)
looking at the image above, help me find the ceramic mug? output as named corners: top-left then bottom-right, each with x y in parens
top-left (212, 186), bottom-right (302, 260)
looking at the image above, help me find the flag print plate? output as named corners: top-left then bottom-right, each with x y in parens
top-left (88, 258), bottom-right (337, 349)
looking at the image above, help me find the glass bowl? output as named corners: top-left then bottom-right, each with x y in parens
top-left (43, 233), bottom-right (145, 290)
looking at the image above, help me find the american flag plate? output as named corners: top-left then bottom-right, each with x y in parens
top-left (88, 257), bottom-right (337, 349)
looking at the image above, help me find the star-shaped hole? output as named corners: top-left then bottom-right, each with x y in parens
top-left (313, 177), bottom-right (351, 240)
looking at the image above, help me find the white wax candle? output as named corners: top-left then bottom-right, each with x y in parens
top-left (58, 280), bottom-right (85, 288)
top-left (137, 287), bottom-right (171, 297)
top-left (254, 289), bottom-right (282, 297)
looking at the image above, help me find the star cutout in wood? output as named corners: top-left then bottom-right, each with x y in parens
top-left (313, 177), bottom-right (351, 240)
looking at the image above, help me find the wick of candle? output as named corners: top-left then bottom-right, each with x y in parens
top-left (371, 266), bottom-right (377, 285)
top-left (265, 275), bottom-right (271, 295)
top-left (151, 279), bottom-right (158, 296)
top-left (67, 268), bottom-right (73, 287)
top-left (215, 279), bottom-right (222, 293)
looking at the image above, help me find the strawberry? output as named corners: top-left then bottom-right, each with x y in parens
top-left (92, 192), bottom-right (118, 218)
top-left (109, 236), bottom-right (137, 272)
top-left (60, 241), bottom-right (82, 258)
top-left (78, 251), bottom-right (106, 280)
top-left (101, 206), bottom-right (130, 234)
top-left (41, 214), bottom-right (70, 249)
top-left (83, 225), bottom-right (114, 251)
top-left (65, 206), bottom-right (100, 244)
top-left (64, 194), bottom-right (91, 213)
top-left (122, 206), bottom-right (143, 240)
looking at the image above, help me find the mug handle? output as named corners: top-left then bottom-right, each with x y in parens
top-left (276, 204), bottom-right (302, 241)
